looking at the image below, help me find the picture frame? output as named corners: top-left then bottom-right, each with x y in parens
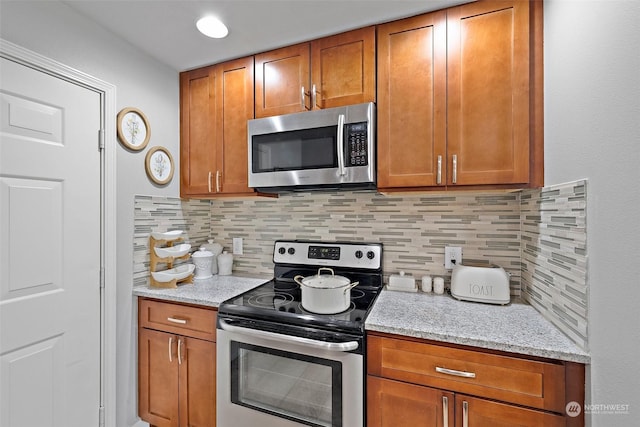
top-left (145, 146), bottom-right (174, 185)
top-left (117, 107), bottom-right (150, 151)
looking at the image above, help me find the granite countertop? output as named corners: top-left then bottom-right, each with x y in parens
top-left (133, 275), bottom-right (590, 364)
top-left (133, 274), bottom-right (269, 308)
top-left (365, 289), bottom-right (590, 364)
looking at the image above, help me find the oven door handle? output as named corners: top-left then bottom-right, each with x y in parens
top-left (218, 319), bottom-right (359, 352)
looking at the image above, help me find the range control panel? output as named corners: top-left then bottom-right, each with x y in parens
top-left (273, 240), bottom-right (382, 270)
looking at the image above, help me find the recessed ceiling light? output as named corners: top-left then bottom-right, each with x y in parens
top-left (196, 16), bottom-right (229, 39)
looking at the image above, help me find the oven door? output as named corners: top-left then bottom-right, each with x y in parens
top-left (217, 317), bottom-right (364, 427)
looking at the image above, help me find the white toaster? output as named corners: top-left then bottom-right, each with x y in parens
top-left (450, 263), bottom-right (510, 305)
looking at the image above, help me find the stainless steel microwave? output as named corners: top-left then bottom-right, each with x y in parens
top-left (248, 102), bottom-right (375, 193)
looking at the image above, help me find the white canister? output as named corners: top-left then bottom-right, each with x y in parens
top-left (421, 275), bottom-right (432, 293)
top-left (191, 247), bottom-right (214, 279)
top-left (217, 251), bottom-right (233, 276)
top-left (201, 239), bottom-right (223, 274)
top-left (433, 277), bottom-right (445, 294)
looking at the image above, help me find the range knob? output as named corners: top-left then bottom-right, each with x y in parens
top-left (367, 250), bottom-right (375, 260)
top-left (355, 250), bottom-right (363, 259)
top-left (288, 247), bottom-right (296, 255)
top-left (278, 247), bottom-right (286, 255)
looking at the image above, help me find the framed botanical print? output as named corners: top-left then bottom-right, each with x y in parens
top-left (117, 107), bottom-right (150, 151)
top-left (145, 146), bottom-right (174, 185)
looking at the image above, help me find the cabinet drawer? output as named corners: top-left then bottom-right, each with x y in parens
top-left (139, 298), bottom-right (217, 341)
top-left (367, 334), bottom-right (566, 413)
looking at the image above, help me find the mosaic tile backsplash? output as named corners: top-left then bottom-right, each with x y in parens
top-left (133, 179), bottom-right (588, 350)
top-left (521, 180), bottom-right (588, 350)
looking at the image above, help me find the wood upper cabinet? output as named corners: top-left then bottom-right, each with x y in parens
top-left (180, 65), bottom-right (216, 196)
top-left (376, 11), bottom-right (447, 189)
top-left (254, 26), bottom-right (375, 118)
top-left (180, 56), bottom-right (255, 197)
top-left (377, 0), bottom-right (543, 191)
top-left (367, 332), bottom-right (585, 427)
top-left (138, 299), bottom-right (217, 427)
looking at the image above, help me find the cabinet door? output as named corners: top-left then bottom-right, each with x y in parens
top-left (311, 26), bottom-right (376, 109)
top-left (180, 66), bottom-right (217, 197)
top-left (455, 395), bottom-right (565, 427)
top-left (447, 0), bottom-right (531, 185)
top-left (139, 328), bottom-right (179, 427)
top-left (368, 376), bottom-right (454, 427)
top-left (215, 56), bottom-right (255, 195)
top-left (255, 43), bottom-right (310, 118)
top-left (376, 12), bottom-right (447, 189)
top-left (179, 337), bottom-right (216, 427)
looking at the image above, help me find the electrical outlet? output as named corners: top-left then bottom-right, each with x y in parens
top-left (232, 237), bottom-right (243, 255)
top-left (444, 246), bottom-right (462, 269)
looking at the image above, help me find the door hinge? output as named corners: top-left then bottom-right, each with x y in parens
top-left (100, 268), bottom-right (105, 289)
top-left (98, 129), bottom-right (105, 151)
top-left (99, 405), bottom-right (105, 427)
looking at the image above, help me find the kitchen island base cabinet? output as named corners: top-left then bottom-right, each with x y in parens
top-left (138, 298), bottom-right (217, 427)
top-left (367, 332), bottom-right (585, 427)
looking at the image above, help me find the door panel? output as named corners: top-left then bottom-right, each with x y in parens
top-left (376, 12), bottom-right (447, 188)
top-left (0, 57), bottom-right (101, 427)
top-left (447, 0), bottom-right (530, 185)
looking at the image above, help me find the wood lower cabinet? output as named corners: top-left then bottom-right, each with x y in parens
top-left (180, 56), bottom-right (255, 198)
top-left (254, 26), bottom-right (375, 118)
top-left (138, 298), bottom-right (217, 427)
top-left (368, 376), bottom-right (454, 427)
top-left (377, 0), bottom-right (543, 191)
top-left (367, 332), bottom-right (585, 427)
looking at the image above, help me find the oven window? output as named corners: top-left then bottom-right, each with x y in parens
top-left (231, 342), bottom-right (342, 427)
top-left (251, 126), bottom-right (337, 173)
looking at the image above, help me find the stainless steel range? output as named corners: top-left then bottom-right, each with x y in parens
top-left (217, 240), bottom-right (383, 427)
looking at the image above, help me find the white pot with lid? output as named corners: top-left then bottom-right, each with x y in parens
top-left (294, 267), bottom-right (359, 314)
top-left (192, 247), bottom-right (214, 279)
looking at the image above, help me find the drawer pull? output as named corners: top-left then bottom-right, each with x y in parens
top-left (463, 400), bottom-right (469, 427)
top-left (442, 396), bottom-right (449, 427)
top-left (435, 366), bottom-right (476, 378)
top-left (167, 317), bottom-right (188, 325)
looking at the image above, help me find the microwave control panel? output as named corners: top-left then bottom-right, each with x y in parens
top-left (346, 122), bottom-right (368, 166)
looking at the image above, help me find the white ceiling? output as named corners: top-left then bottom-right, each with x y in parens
top-left (62, 0), bottom-right (471, 71)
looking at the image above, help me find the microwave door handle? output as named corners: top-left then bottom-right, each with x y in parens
top-left (337, 113), bottom-right (346, 176)
top-left (218, 318), bottom-right (358, 352)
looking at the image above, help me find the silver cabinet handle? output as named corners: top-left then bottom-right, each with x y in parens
top-left (168, 336), bottom-right (173, 362)
top-left (216, 170), bottom-right (221, 192)
top-left (219, 319), bottom-right (358, 352)
top-left (463, 400), bottom-right (469, 427)
top-left (435, 366), bottom-right (476, 378)
top-left (311, 83), bottom-right (317, 109)
top-left (167, 317), bottom-right (187, 325)
top-left (337, 114), bottom-right (346, 176)
top-left (208, 171), bottom-right (212, 193)
top-left (452, 154), bottom-right (458, 184)
top-left (437, 155), bottom-right (442, 185)
top-left (442, 396), bottom-right (449, 427)
top-left (301, 86), bottom-right (306, 109)
top-left (177, 338), bottom-right (183, 365)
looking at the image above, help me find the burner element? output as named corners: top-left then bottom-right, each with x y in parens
top-left (247, 292), bottom-right (294, 309)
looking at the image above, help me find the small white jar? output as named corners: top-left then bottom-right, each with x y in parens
top-left (217, 251), bottom-right (233, 276)
top-left (433, 276), bottom-right (445, 294)
top-left (421, 275), bottom-right (432, 293)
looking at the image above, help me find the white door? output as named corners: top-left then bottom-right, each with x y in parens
top-left (0, 57), bottom-right (102, 427)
